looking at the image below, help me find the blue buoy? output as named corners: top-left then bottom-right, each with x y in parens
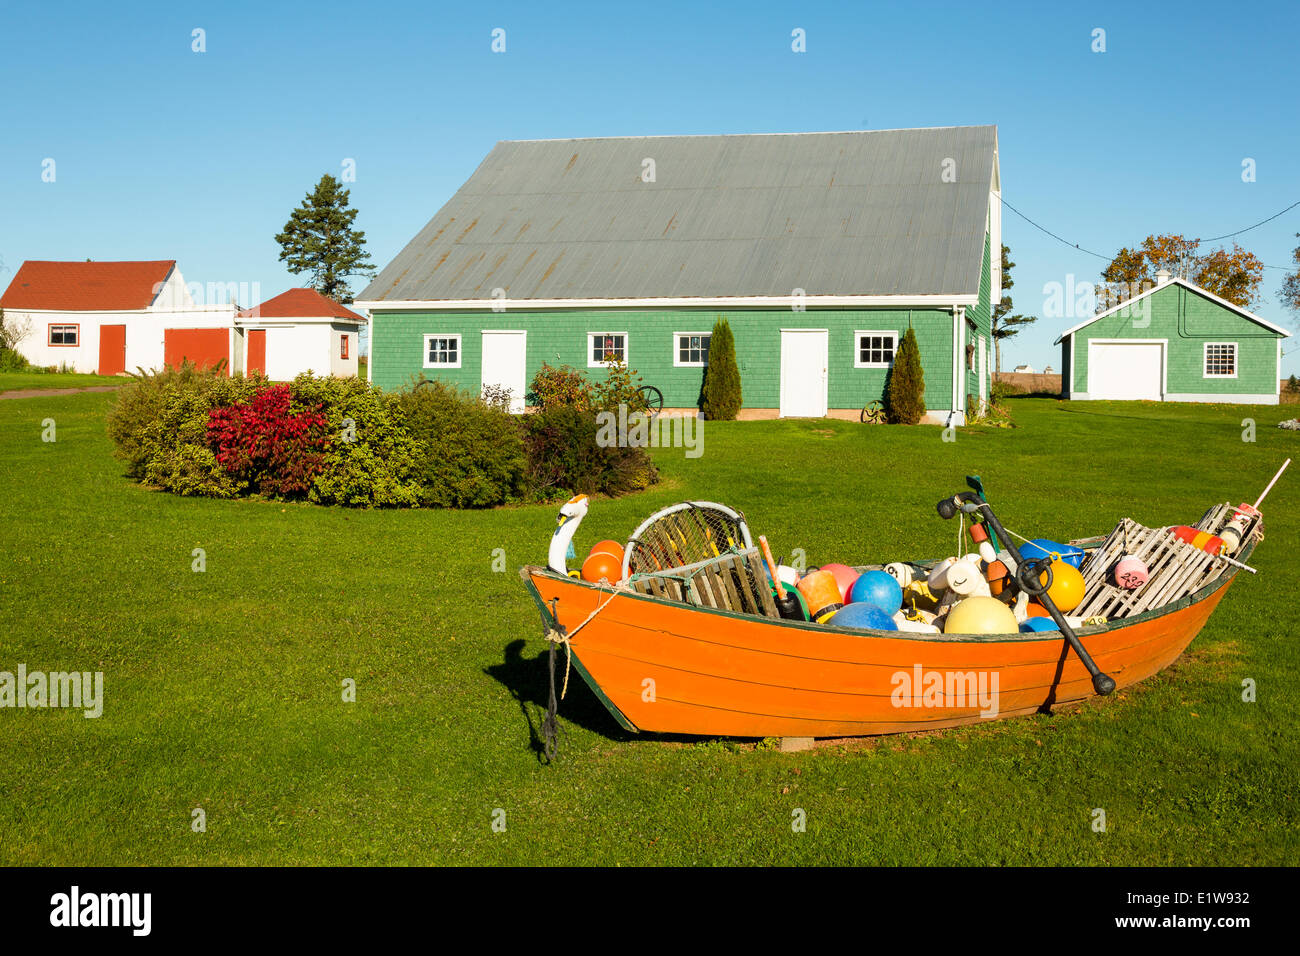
top-left (1019, 616), bottom-right (1061, 633)
top-left (829, 602), bottom-right (898, 631)
top-left (1020, 538), bottom-right (1085, 569)
top-left (847, 570), bottom-right (904, 614)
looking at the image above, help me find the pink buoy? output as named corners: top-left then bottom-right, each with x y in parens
top-left (1113, 555), bottom-right (1149, 590)
top-left (820, 563), bottom-right (861, 603)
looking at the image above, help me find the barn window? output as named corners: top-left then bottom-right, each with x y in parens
top-left (340, 335), bottom-right (349, 360)
top-left (588, 332), bottom-right (627, 368)
top-left (1203, 342), bottom-right (1236, 378)
top-left (423, 334), bottom-right (461, 369)
top-left (674, 332), bottom-right (711, 367)
top-left (854, 331), bottom-right (896, 368)
top-left (48, 324), bottom-right (79, 346)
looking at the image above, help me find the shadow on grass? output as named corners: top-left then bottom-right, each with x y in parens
top-left (485, 639), bottom-right (748, 762)
top-left (485, 640), bottom-right (637, 761)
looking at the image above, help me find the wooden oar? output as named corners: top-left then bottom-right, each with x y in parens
top-left (759, 535), bottom-right (802, 620)
top-left (938, 491), bottom-right (1117, 696)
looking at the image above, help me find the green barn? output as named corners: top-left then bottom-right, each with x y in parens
top-left (1055, 275), bottom-right (1290, 403)
top-left (357, 126), bottom-right (1002, 424)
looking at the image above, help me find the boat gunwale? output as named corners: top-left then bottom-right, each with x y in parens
top-left (520, 535), bottom-right (1254, 646)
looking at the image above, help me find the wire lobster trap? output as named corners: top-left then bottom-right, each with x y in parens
top-left (620, 502), bottom-right (778, 617)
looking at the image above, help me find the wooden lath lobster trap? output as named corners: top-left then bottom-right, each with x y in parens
top-left (1073, 502), bottom-right (1264, 619)
top-left (621, 502), bottom-right (779, 617)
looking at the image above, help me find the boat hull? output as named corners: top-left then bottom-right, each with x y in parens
top-left (523, 560), bottom-right (1242, 738)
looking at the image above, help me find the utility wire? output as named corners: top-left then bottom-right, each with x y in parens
top-left (998, 195), bottom-right (1300, 271)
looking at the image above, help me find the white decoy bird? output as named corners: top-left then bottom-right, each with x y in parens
top-left (548, 494), bottom-right (590, 574)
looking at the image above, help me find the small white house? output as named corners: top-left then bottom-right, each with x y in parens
top-left (0, 260), bottom-right (236, 374)
top-left (236, 288), bottom-right (365, 379)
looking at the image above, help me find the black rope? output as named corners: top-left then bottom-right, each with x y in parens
top-left (541, 598), bottom-right (565, 763)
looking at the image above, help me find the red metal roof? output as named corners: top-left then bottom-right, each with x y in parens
top-left (237, 288), bottom-right (366, 322)
top-left (0, 260), bottom-right (176, 311)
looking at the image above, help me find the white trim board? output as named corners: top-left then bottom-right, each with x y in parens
top-left (355, 294), bottom-right (978, 313)
top-left (1164, 392), bottom-right (1280, 404)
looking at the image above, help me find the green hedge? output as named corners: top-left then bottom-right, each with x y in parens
top-left (106, 365), bottom-right (657, 508)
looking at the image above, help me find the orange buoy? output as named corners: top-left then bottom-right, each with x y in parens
top-left (1026, 602), bottom-right (1051, 618)
top-left (581, 550), bottom-right (623, 584)
top-left (796, 570), bottom-right (844, 623)
top-left (1171, 525), bottom-right (1225, 556)
top-left (590, 539), bottom-right (626, 564)
top-left (985, 559), bottom-right (1011, 597)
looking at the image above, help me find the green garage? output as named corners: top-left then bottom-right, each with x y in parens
top-left (1056, 276), bottom-right (1290, 404)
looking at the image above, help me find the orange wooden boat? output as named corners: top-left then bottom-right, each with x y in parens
top-left (521, 492), bottom-right (1267, 740)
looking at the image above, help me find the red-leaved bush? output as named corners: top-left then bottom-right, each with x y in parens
top-left (206, 384), bottom-right (331, 496)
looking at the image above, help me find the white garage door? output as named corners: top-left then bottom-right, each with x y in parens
top-left (1088, 341), bottom-right (1164, 400)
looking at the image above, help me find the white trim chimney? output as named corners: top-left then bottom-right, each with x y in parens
top-left (1155, 268), bottom-right (1172, 286)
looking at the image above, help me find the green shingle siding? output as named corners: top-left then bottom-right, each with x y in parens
top-left (370, 307), bottom-right (959, 411)
top-left (1069, 284), bottom-right (1280, 396)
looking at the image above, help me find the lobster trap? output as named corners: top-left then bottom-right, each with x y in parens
top-left (620, 502), bottom-right (779, 617)
top-left (1073, 503), bottom-right (1262, 619)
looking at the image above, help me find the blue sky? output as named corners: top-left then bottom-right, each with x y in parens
top-left (2, 0), bottom-right (1298, 373)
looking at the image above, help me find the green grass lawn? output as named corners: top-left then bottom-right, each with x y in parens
top-left (1, 394), bottom-right (1297, 865)
top-left (0, 370), bottom-right (125, 392)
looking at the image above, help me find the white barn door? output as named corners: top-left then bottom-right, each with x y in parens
top-left (780, 329), bottom-right (828, 417)
top-left (481, 330), bottom-right (527, 413)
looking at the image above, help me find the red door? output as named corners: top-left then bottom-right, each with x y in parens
top-left (98, 324), bottom-right (126, 375)
top-left (247, 329), bottom-right (266, 375)
top-left (164, 328), bottom-right (229, 374)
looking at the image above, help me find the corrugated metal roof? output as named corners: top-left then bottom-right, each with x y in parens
top-left (361, 126), bottom-right (997, 303)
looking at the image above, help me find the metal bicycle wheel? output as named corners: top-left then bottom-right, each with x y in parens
top-left (638, 385), bottom-right (664, 415)
top-left (860, 399), bottom-right (886, 424)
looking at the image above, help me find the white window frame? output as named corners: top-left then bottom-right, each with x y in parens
top-left (854, 329), bottom-right (897, 369)
top-left (587, 331), bottom-right (628, 368)
top-left (48, 324), bottom-right (80, 347)
top-left (1203, 341), bottom-right (1237, 379)
top-left (423, 333), bottom-right (462, 369)
top-left (673, 331), bottom-right (712, 368)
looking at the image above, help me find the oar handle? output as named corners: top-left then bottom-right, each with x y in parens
top-left (758, 535), bottom-right (785, 598)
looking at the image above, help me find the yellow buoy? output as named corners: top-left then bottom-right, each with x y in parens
top-left (1038, 560), bottom-right (1085, 613)
top-left (943, 596), bottom-right (1019, 634)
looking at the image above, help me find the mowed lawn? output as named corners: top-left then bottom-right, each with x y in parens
top-left (0, 371), bottom-right (126, 393)
top-left (0, 392), bottom-right (1296, 866)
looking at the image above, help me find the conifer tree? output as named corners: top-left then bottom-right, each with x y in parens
top-left (275, 174), bottom-right (375, 303)
top-left (886, 326), bottom-right (926, 425)
top-left (701, 317), bottom-right (742, 420)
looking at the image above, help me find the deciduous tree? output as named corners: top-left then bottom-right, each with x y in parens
top-left (1099, 234), bottom-right (1263, 310)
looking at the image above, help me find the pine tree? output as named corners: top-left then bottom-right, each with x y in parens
top-left (701, 317), bottom-right (742, 420)
top-left (886, 326), bottom-right (926, 425)
top-left (992, 243), bottom-right (1037, 373)
top-left (275, 174), bottom-right (375, 303)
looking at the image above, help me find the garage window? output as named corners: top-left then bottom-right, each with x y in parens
top-left (1204, 342), bottom-right (1236, 378)
top-left (855, 331), bottom-right (896, 368)
top-left (424, 334), bottom-right (461, 369)
top-left (340, 335), bottom-right (349, 360)
top-left (48, 324), bottom-right (79, 346)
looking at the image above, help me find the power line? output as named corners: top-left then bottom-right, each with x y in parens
top-left (998, 195), bottom-right (1300, 271)
top-left (1198, 200), bottom-right (1300, 243)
